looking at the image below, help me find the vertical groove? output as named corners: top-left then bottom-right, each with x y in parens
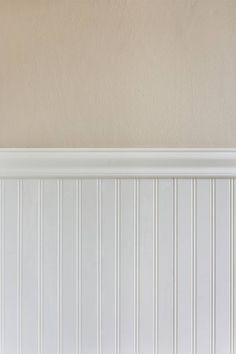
top-left (173, 178), bottom-right (178, 354)
top-left (230, 179), bottom-right (234, 354)
top-left (57, 180), bottom-right (63, 354)
top-left (76, 180), bottom-right (82, 354)
top-left (97, 180), bottom-right (102, 354)
top-left (153, 179), bottom-right (159, 354)
top-left (115, 179), bottom-right (120, 354)
top-left (192, 179), bottom-right (197, 354)
top-left (210, 179), bottom-right (216, 354)
top-left (38, 180), bottom-right (44, 354)
top-left (17, 180), bottom-right (23, 354)
top-left (0, 180), bottom-right (4, 354)
top-left (134, 179), bottom-right (140, 354)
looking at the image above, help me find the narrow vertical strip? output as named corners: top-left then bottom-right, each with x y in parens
top-left (57, 180), bottom-right (63, 354)
top-left (134, 179), bottom-right (140, 354)
top-left (234, 179), bottom-right (236, 354)
top-left (173, 178), bottom-right (178, 354)
top-left (153, 179), bottom-right (156, 354)
top-left (0, 180), bottom-right (1, 353)
top-left (0, 180), bottom-right (4, 354)
top-left (97, 180), bottom-right (102, 354)
top-left (137, 180), bottom-right (140, 354)
top-left (76, 180), bottom-right (78, 354)
top-left (156, 179), bottom-right (159, 354)
top-left (153, 179), bottom-right (159, 354)
top-left (38, 180), bottom-right (44, 354)
top-left (210, 179), bottom-right (216, 354)
top-left (192, 179), bottom-right (197, 354)
top-left (17, 180), bottom-right (23, 354)
top-left (230, 179), bottom-right (234, 354)
top-left (115, 179), bottom-right (120, 354)
top-left (76, 180), bottom-right (82, 354)
top-left (79, 180), bottom-right (82, 354)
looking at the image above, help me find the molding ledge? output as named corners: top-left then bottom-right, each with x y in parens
top-left (0, 149), bottom-right (236, 178)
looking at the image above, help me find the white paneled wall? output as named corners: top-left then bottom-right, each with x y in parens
top-left (0, 178), bottom-right (235, 354)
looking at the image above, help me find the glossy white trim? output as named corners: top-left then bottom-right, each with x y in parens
top-left (0, 149), bottom-right (236, 177)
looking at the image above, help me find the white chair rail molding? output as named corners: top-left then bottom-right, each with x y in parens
top-left (0, 149), bottom-right (235, 354)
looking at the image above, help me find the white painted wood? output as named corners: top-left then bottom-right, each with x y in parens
top-left (0, 150), bottom-right (235, 354)
top-left (61, 180), bottom-right (77, 354)
top-left (158, 179), bottom-right (174, 354)
top-left (139, 180), bottom-right (154, 354)
top-left (0, 149), bottom-right (236, 177)
top-left (22, 180), bottom-right (38, 354)
top-left (101, 179), bottom-right (116, 354)
top-left (119, 180), bottom-right (135, 354)
top-left (177, 179), bottom-right (192, 354)
top-left (3, 181), bottom-right (18, 354)
top-left (81, 180), bottom-right (98, 354)
top-left (215, 180), bottom-right (230, 354)
top-left (233, 179), bottom-right (236, 354)
top-left (43, 180), bottom-right (58, 354)
top-left (196, 180), bottom-right (211, 354)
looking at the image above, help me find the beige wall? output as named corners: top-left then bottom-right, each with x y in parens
top-left (0, 0), bottom-right (236, 147)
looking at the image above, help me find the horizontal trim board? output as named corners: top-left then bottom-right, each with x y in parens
top-left (0, 149), bottom-right (236, 177)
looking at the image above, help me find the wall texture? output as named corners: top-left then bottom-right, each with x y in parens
top-left (0, 177), bottom-right (234, 353)
top-left (0, 0), bottom-right (236, 147)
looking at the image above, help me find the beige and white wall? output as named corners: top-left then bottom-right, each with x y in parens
top-left (0, 0), bottom-right (235, 147)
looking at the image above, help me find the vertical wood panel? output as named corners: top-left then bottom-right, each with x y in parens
top-left (81, 180), bottom-right (98, 354)
top-left (37, 180), bottom-right (43, 354)
top-left (196, 179), bottom-right (211, 354)
top-left (43, 180), bottom-right (58, 354)
top-left (158, 179), bottom-right (174, 354)
top-left (57, 180), bottom-right (63, 354)
top-left (0, 180), bottom-right (4, 354)
top-left (230, 178), bottom-right (234, 354)
top-left (233, 179), bottom-right (236, 354)
top-left (120, 180), bottom-right (135, 354)
top-left (17, 180), bottom-right (23, 354)
top-left (22, 180), bottom-right (38, 354)
top-left (97, 179), bottom-right (102, 354)
top-left (62, 180), bottom-right (77, 354)
top-left (101, 179), bottom-right (116, 354)
top-left (177, 179), bottom-right (192, 354)
top-left (139, 179), bottom-right (154, 354)
top-left (153, 178), bottom-right (158, 354)
top-left (210, 178), bottom-right (216, 354)
top-left (76, 179), bottom-right (82, 354)
top-left (134, 179), bottom-right (139, 354)
top-left (115, 178), bottom-right (120, 354)
top-left (215, 180), bottom-right (230, 354)
top-left (0, 177), bottom-right (235, 354)
top-left (4, 181), bottom-right (18, 354)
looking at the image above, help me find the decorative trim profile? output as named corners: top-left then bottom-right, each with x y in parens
top-left (0, 149), bottom-right (236, 178)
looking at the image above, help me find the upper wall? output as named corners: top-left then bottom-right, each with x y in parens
top-left (0, 0), bottom-right (235, 147)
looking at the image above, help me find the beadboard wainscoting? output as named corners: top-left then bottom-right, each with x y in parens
top-left (0, 150), bottom-right (235, 354)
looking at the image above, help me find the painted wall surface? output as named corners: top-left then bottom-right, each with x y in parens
top-left (0, 0), bottom-right (236, 147)
top-left (0, 178), bottom-right (234, 353)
